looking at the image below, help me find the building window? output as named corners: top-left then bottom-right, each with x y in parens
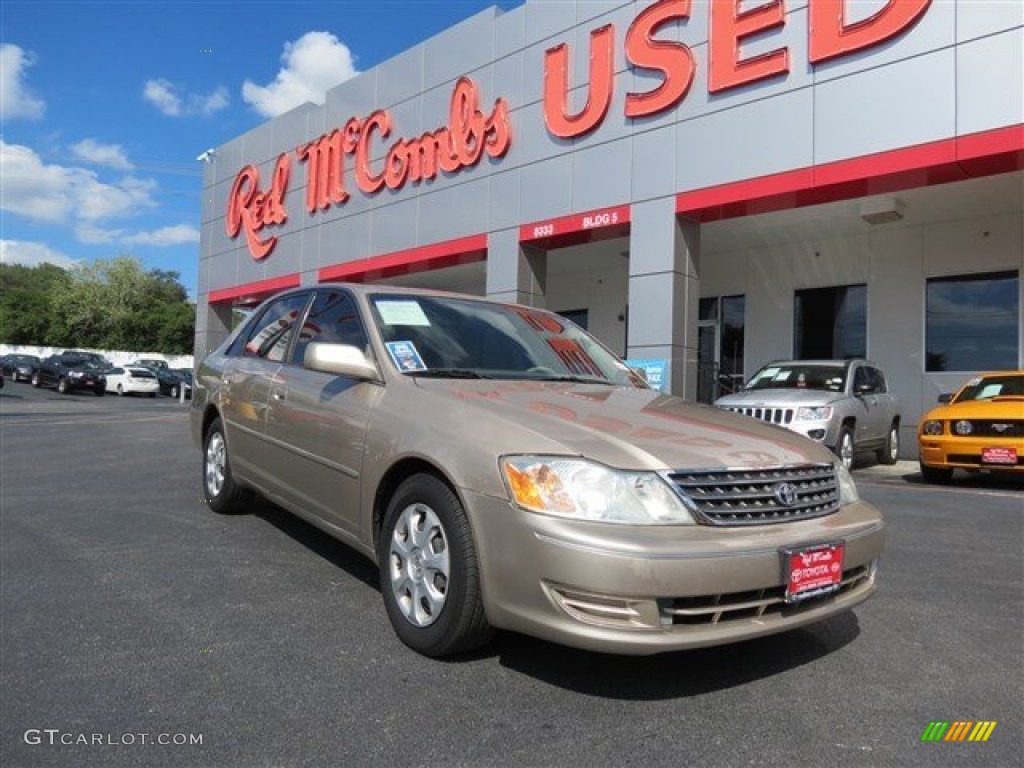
top-left (926, 271), bottom-right (1019, 372)
top-left (697, 295), bottom-right (745, 402)
top-left (794, 285), bottom-right (866, 360)
top-left (557, 309), bottom-right (589, 330)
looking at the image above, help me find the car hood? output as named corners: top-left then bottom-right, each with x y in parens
top-left (715, 388), bottom-right (844, 408)
top-left (409, 379), bottom-right (834, 471)
top-left (923, 397), bottom-right (1024, 422)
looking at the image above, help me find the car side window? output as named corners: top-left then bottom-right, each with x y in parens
top-left (869, 367), bottom-right (887, 393)
top-left (241, 293), bottom-right (311, 362)
top-left (853, 366), bottom-right (872, 393)
top-left (291, 290), bottom-right (369, 366)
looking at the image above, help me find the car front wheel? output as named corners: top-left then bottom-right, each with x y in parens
top-left (203, 418), bottom-right (251, 514)
top-left (57, 378), bottom-right (69, 394)
top-left (878, 422), bottom-right (900, 465)
top-left (31, 372), bottom-right (40, 388)
top-left (835, 426), bottom-right (855, 470)
top-left (379, 474), bottom-right (492, 658)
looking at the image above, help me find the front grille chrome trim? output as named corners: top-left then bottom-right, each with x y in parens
top-left (667, 463), bottom-right (841, 527)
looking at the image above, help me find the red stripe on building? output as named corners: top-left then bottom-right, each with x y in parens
top-left (520, 204), bottom-right (631, 248)
top-left (209, 273), bottom-right (301, 305)
top-left (318, 234), bottom-right (487, 283)
top-left (677, 123), bottom-right (1024, 221)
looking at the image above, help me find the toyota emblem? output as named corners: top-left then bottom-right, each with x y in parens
top-left (773, 482), bottom-right (799, 507)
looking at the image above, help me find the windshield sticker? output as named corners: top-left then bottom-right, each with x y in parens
top-left (376, 300), bottom-right (431, 326)
top-left (385, 341), bottom-right (427, 372)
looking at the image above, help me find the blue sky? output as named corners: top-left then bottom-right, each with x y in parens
top-left (1, 1), bottom-right (516, 298)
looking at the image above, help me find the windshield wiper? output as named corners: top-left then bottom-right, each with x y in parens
top-left (529, 374), bottom-right (612, 385)
top-left (407, 368), bottom-right (492, 379)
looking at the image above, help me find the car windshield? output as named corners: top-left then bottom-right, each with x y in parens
top-left (63, 358), bottom-right (97, 370)
top-left (368, 294), bottom-right (644, 386)
top-left (13, 355), bottom-right (39, 364)
top-left (745, 364), bottom-right (846, 392)
top-left (955, 375), bottom-right (1024, 402)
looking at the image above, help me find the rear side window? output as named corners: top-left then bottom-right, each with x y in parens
top-left (291, 290), bottom-right (369, 366)
top-left (241, 293), bottom-right (311, 362)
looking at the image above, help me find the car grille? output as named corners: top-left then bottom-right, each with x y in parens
top-left (721, 406), bottom-right (794, 425)
top-left (668, 464), bottom-right (840, 526)
top-left (954, 420), bottom-right (1024, 438)
top-left (661, 565), bottom-right (871, 626)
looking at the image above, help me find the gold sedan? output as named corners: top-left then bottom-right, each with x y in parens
top-left (918, 372), bottom-right (1024, 482)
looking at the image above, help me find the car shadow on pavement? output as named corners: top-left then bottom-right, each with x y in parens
top-left (251, 498), bottom-right (380, 590)
top-left (490, 611), bottom-right (861, 699)
top-left (246, 496), bottom-right (862, 695)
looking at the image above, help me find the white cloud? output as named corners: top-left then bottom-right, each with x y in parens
top-left (75, 223), bottom-right (199, 248)
top-left (242, 31), bottom-right (357, 118)
top-left (0, 240), bottom-right (76, 269)
top-left (71, 138), bottom-right (133, 171)
top-left (143, 79), bottom-right (229, 117)
top-left (123, 224), bottom-right (200, 246)
top-left (0, 140), bottom-right (157, 227)
top-left (0, 44), bottom-right (45, 121)
top-left (143, 79), bottom-right (182, 116)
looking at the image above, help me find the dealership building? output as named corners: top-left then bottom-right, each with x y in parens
top-left (197, 0), bottom-right (1023, 457)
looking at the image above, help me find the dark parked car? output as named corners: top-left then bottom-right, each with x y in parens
top-left (1, 354), bottom-right (41, 382)
top-left (62, 351), bottom-right (114, 373)
top-left (33, 354), bottom-right (107, 395)
top-left (131, 362), bottom-right (191, 398)
top-left (169, 368), bottom-right (193, 399)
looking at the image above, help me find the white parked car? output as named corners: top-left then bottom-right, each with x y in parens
top-left (105, 366), bottom-right (160, 397)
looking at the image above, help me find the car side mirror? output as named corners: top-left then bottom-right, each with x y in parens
top-left (304, 342), bottom-right (380, 381)
top-left (937, 393), bottom-right (954, 404)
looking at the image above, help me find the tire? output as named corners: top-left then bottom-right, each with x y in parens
top-left (920, 463), bottom-right (953, 484)
top-left (57, 378), bottom-right (69, 394)
top-left (31, 372), bottom-right (40, 388)
top-left (94, 386), bottom-right (105, 397)
top-left (116, 384), bottom-right (124, 396)
top-left (877, 422), bottom-right (900, 465)
top-left (170, 385), bottom-right (178, 399)
top-left (378, 473), bottom-right (492, 658)
top-left (834, 426), bottom-right (855, 471)
top-left (203, 418), bottom-right (251, 514)
top-left (149, 392), bottom-right (157, 398)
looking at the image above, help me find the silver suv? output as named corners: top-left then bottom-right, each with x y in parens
top-left (715, 360), bottom-right (901, 469)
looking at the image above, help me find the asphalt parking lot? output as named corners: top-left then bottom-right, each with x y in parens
top-left (2, 382), bottom-right (1021, 768)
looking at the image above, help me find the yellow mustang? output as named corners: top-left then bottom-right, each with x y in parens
top-left (918, 372), bottom-right (1024, 483)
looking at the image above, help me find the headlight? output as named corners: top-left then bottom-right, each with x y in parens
top-left (922, 420), bottom-right (944, 436)
top-left (500, 456), bottom-right (696, 525)
top-left (69, 370), bottom-right (83, 378)
top-left (834, 461), bottom-right (860, 505)
top-left (796, 406), bottom-right (832, 421)
top-left (953, 420), bottom-right (973, 436)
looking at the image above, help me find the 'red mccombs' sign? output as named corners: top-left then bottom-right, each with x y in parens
top-left (226, 76), bottom-right (511, 260)
top-left (227, 0), bottom-right (932, 260)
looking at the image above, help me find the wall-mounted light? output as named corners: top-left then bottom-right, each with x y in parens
top-left (860, 196), bottom-right (905, 225)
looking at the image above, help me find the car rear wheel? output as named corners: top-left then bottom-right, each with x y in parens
top-left (920, 463), bottom-right (953, 483)
top-left (94, 386), bottom-right (105, 396)
top-left (835, 426), bottom-right (855, 470)
top-left (379, 473), bottom-right (492, 658)
top-left (203, 418), bottom-right (251, 514)
top-left (57, 378), bottom-right (69, 394)
top-left (116, 384), bottom-right (124, 396)
top-left (31, 372), bottom-right (40, 388)
top-left (877, 422), bottom-right (899, 465)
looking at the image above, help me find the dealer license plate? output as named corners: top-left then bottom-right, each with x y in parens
top-left (783, 542), bottom-right (845, 603)
top-left (981, 447), bottom-right (1018, 465)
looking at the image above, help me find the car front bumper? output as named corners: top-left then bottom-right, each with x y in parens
top-left (919, 436), bottom-right (1024, 473)
top-left (466, 491), bottom-right (885, 655)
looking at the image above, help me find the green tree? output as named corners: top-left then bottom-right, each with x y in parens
top-left (2, 256), bottom-right (195, 353)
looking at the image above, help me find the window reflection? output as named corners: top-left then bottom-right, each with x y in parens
top-left (926, 271), bottom-right (1019, 371)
